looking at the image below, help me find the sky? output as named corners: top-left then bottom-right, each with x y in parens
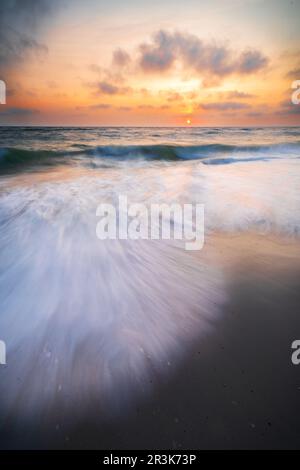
top-left (0, 0), bottom-right (299, 126)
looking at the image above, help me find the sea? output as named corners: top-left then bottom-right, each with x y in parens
top-left (0, 126), bottom-right (300, 443)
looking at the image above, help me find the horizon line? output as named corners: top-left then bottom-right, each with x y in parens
top-left (0, 125), bottom-right (299, 129)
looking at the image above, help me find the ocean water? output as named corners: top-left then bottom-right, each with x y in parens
top-left (0, 127), bottom-right (300, 432)
top-left (1, 126), bottom-right (300, 234)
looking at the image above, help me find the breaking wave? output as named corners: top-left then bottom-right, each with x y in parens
top-left (1, 141), bottom-right (300, 173)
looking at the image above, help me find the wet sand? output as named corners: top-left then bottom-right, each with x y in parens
top-left (1, 232), bottom-right (300, 449)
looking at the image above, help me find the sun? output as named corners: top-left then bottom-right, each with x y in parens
top-left (186, 119), bottom-right (192, 125)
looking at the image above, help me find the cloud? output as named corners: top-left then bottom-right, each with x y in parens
top-left (97, 82), bottom-right (120, 94)
top-left (161, 91), bottom-right (183, 102)
top-left (247, 111), bottom-right (265, 118)
top-left (138, 104), bottom-right (155, 109)
top-left (225, 90), bottom-right (255, 99)
top-left (0, 0), bottom-right (57, 68)
top-left (118, 106), bottom-right (132, 111)
top-left (158, 89), bottom-right (198, 103)
top-left (89, 103), bottom-right (112, 110)
top-left (112, 48), bottom-right (131, 67)
top-left (286, 67), bottom-right (300, 79)
top-left (200, 101), bottom-right (251, 111)
top-left (0, 107), bottom-right (40, 117)
top-left (89, 64), bottom-right (103, 74)
top-left (279, 100), bottom-right (300, 115)
top-left (137, 104), bottom-right (170, 110)
top-left (0, 30), bottom-right (48, 69)
top-left (237, 50), bottom-right (268, 74)
top-left (138, 30), bottom-right (268, 77)
top-left (88, 65), bottom-right (130, 97)
top-left (94, 81), bottom-right (132, 96)
top-left (139, 31), bottom-right (175, 72)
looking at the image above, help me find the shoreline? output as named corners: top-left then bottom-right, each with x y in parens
top-left (1, 230), bottom-right (300, 449)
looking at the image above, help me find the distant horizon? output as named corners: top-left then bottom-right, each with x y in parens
top-left (1, 124), bottom-right (300, 129)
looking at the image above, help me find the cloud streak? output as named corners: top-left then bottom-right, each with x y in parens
top-left (200, 101), bottom-right (251, 111)
top-left (138, 30), bottom-right (268, 77)
top-left (95, 81), bottom-right (132, 95)
top-left (112, 48), bottom-right (131, 68)
top-left (97, 81), bottom-right (120, 95)
top-left (0, 0), bottom-right (57, 69)
top-left (0, 107), bottom-right (40, 117)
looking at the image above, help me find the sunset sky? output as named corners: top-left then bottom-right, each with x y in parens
top-left (0, 0), bottom-right (300, 126)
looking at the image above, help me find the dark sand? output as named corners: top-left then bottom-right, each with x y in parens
top-left (1, 233), bottom-right (300, 449)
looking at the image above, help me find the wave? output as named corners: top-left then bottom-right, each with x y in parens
top-left (0, 175), bottom-right (224, 420)
top-left (0, 148), bottom-right (65, 171)
top-left (0, 147), bottom-right (85, 174)
top-left (87, 142), bottom-right (300, 160)
top-left (1, 142), bottom-right (300, 172)
top-left (202, 156), bottom-right (271, 165)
